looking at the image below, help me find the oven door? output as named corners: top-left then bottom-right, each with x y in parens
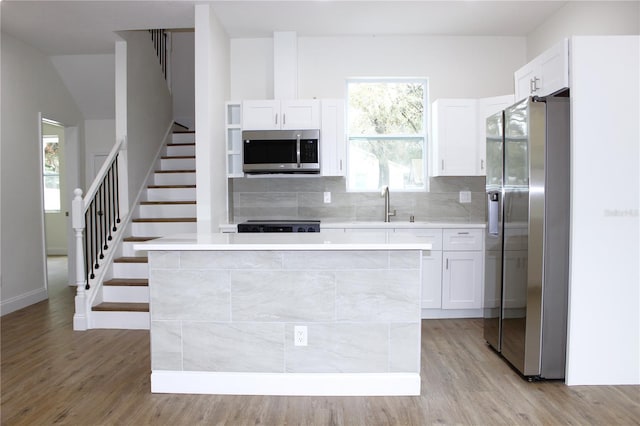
top-left (242, 130), bottom-right (320, 173)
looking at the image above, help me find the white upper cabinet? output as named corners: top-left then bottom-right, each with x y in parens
top-left (477, 94), bottom-right (515, 175)
top-left (242, 100), bottom-right (320, 130)
top-left (514, 38), bottom-right (569, 102)
top-left (320, 99), bottom-right (346, 176)
top-left (432, 95), bottom-right (514, 177)
top-left (431, 98), bottom-right (478, 177)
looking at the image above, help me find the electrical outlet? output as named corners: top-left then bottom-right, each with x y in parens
top-left (459, 191), bottom-right (471, 204)
top-left (323, 192), bottom-right (331, 203)
top-left (294, 326), bottom-right (308, 346)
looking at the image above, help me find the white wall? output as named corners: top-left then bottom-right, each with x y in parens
top-left (195, 4), bottom-right (230, 233)
top-left (566, 36), bottom-right (639, 385)
top-left (84, 119), bottom-right (116, 187)
top-left (527, 1), bottom-right (640, 59)
top-left (230, 35), bottom-right (525, 102)
top-left (230, 38), bottom-right (273, 100)
top-left (1, 32), bottom-right (84, 314)
top-left (50, 54), bottom-right (115, 120)
top-left (172, 31), bottom-right (195, 130)
top-left (119, 31), bottom-right (173, 208)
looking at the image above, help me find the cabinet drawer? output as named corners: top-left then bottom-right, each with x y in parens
top-left (394, 229), bottom-right (443, 251)
top-left (443, 229), bottom-right (483, 251)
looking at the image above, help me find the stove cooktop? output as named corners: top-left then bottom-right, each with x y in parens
top-left (237, 220), bottom-right (321, 233)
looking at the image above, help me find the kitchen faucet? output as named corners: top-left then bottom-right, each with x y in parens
top-left (381, 185), bottom-right (396, 223)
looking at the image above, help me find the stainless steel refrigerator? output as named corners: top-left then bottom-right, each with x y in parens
top-left (483, 96), bottom-right (570, 379)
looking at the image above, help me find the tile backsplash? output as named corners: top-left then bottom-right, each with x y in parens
top-left (230, 176), bottom-right (486, 224)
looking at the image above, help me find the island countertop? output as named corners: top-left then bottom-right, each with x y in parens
top-left (134, 232), bottom-right (433, 252)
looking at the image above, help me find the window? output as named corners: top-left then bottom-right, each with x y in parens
top-left (43, 135), bottom-right (61, 211)
top-left (347, 79), bottom-right (428, 191)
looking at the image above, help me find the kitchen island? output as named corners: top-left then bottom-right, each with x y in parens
top-left (135, 232), bottom-right (431, 396)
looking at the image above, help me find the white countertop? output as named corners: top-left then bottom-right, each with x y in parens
top-left (320, 221), bottom-right (486, 229)
top-left (219, 222), bottom-right (486, 232)
top-left (134, 232), bottom-right (433, 251)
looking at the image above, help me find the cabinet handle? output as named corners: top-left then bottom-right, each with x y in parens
top-left (457, 232), bottom-right (469, 235)
top-left (275, 113), bottom-right (278, 125)
top-left (481, 159), bottom-right (484, 170)
top-left (283, 113), bottom-right (286, 125)
top-left (530, 76), bottom-right (540, 93)
top-left (339, 159), bottom-right (343, 171)
top-left (441, 159), bottom-right (445, 171)
top-left (446, 258), bottom-right (449, 269)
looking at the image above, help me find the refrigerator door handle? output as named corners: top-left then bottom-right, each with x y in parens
top-left (488, 191), bottom-right (500, 236)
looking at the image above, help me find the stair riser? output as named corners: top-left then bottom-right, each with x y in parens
top-left (146, 187), bottom-right (196, 201)
top-left (166, 145), bottom-right (195, 157)
top-left (154, 172), bottom-right (196, 186)
top-left (90, 311), bottom-right (150, 330)
top-left (103, 286), bottom-right (149, 303)
top-left (113, 262), bottom-right (148, 279)
top-left (122, 242), bottom-right (149, 257)
top-left (161, 157), bottom-right (195, 170)
top-left (172, 133), bottom-right (195, 144)
top-left (131, 221), bottom-right (197, 237)
top-left (138, 203), bottom-right (197, 218)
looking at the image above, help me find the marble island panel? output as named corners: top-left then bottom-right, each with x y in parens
top-left (137, 235), bottom-right (427, 396)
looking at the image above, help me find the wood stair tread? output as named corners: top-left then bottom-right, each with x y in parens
top-left (154, 169), bottom-right (196, 173)
top-left (139, 200), bottom-right (196, 205)
top-left (114, 256), bottom-right (148, 263)
top-left (123, 236), bottom-right (158, 242)
top-left (132, 217), bottom-right (196, 223)
top-left (104, 278), bottom-right (148, 287)
top-left (147, 184), bottom-right (196, 189)
top-left (92, 302), bottom-right (149, 313)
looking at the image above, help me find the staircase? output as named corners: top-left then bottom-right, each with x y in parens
top-left (90, 131), bottom-right (197, 329)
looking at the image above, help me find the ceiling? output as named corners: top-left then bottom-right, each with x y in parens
top-left (1, 0), bottom-right (570, 56)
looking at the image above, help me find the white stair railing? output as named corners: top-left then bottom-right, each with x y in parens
top-left (72, 138), bottom-right (128, 330)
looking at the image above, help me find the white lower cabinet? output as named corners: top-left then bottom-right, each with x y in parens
top-left (441, 251), bottom-right (483, 310)
top-left (421, 250), bottom-right (443, 309)
top-left (396, 228), bottom-right (444, 309)
top-left (441, 228), bottom-right (484, 312)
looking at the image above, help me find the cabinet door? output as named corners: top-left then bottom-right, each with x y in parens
top-left (537, 39), bottom-right (569, 97)
top-left (394, 228), bottom-right (444, 310)
top-left (514, 63), bottom-right (537, 102)
top-left (431, 99), bottom-right (478, 176)
top-left (320, 99), bottom-right (346, 176)
top-left (422, 250), bottom-right (443, 309)
top-left (477, 94), bottom-right (514, 175)
top-left (442, 251), bottom-right (483, 310)
top-left (242, 100), bottom-right (279, 130)
top-left (514, 39), bottom-right (568, 102)
top-left (281, 100), bottom-right (320, 129)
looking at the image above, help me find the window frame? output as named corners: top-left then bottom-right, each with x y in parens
top-left (345, 77), bottom-right (430, 192)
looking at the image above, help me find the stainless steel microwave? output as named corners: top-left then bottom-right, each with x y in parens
top-left (242, 129), bottom-right (320, 174)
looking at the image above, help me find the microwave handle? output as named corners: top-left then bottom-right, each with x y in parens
top-left (296, 133), bottom-right (301, 168)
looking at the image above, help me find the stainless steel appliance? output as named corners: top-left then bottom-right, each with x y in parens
top-left (483, 95), bottom-right (570, 379)
top-left (237, 220), bottom-right (321, 233)
top-left (242, 129), bottom-right (320, 174)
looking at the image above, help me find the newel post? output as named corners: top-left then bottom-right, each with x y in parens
top-left (72, 188), bottom-right (88, 331)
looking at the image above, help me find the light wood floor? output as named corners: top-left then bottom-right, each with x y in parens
top-left (1, 258), bottom-right (638, 425)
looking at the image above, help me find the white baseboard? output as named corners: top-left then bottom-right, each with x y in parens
top-left (151, 371), bottom-right (421, 396)
top-left (0, 287), bottom-right (48, 316)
